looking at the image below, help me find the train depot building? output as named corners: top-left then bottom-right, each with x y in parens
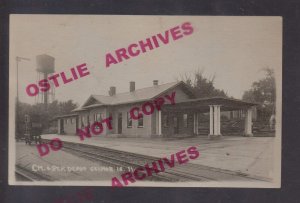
top-left (55, 81), bottom-right (257, 139)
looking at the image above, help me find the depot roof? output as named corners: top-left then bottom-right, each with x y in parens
top-left (69, 80), bottom-right (258, 114)
top-left (72, 81), bottom-right (194, 111)
top-left (162, 97), bottom-right (258, 112)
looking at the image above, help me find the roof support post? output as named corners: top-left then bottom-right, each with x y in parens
top-left (57, 119), bottom-right (61, 135)
top-left (194, 112), bottom-right (199, 135)
top-left (216, 105), bottom-right (221, 135)
top-left (194, 113), bottom-right (196, 134)
top-left (209, 105), bottom-right (222, 139)
top-left (196, 112), bottom-right (199, 135)
top-left (158, 110), bottom-right (162, 136)
top-left (244, 108), bottom-right (253, 136)
top-left (209, 105), bottom-right (214, 135)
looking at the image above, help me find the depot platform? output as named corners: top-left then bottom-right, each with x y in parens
top-left (41, 134), bottom-right (275, 181)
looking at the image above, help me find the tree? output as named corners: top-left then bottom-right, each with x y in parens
top-left (178, 69), bottom-right (228, 98)
top-left (47, 100), bottom-right (78, 117)
top-left (16, 100), bottom-right (78, 136)
top-left (242, 68), bottom-right (276, 122)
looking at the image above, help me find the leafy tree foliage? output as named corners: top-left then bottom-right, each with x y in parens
top-left (16, 100), bottom-right (78, 136)
top-left (242, 68), bottom-right (276, 122)
top-left (179, 69), bottom-right (228, 98)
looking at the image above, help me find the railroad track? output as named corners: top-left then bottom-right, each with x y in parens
top-left (43, 139), bottom-right (267, 183)
top-left (61, 142), bottom-right (193, 182)
top-left (15, 164), bottom-right (54, 181)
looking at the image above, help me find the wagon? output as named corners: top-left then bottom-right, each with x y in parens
top-left (25, 133), bottom-right (42, 145)
top-left (24, 114), bottom-right (43, 145)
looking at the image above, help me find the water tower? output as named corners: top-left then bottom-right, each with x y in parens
top-left (35, 54), bottom-right (55, 105)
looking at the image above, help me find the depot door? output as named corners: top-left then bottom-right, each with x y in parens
top-left (173, 116), bottom-right (179, 134)
top-left (118, 113), bottom-right (122, 134)
top-left (60, 119), bottom-right (64, 134)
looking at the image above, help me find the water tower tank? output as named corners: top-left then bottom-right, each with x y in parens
top-left (36, 54), bottom-right (55, 74)
top-left (35, 54), bottom-right (55, 106)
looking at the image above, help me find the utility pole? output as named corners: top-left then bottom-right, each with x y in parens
top-left (16, 56), bottom-right (30, 140)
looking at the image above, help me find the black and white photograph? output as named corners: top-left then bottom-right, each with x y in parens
top-left (9, 15), bottom-right (282, 187)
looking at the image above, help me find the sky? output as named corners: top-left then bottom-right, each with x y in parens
top-left (10, 15), bottom-right (282, 105)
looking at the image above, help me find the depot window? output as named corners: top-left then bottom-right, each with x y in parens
top-left (138, 115), bottom-right (144, 128)
top-left (94, 113), bottom-right (102, 122)
top-left (81, 116), bottom-right (86, 126)
top-left (109, 112), bottom-right (113, 128)
top-left (163, 115), bottom-right (169, 127)
top-left (127, 112), bottom-right (132, 128)
top-left (183, 114), bottom-right (188, 128)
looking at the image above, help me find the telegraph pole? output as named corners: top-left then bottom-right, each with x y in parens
top-left (16, 56), bottom-right (30, 139)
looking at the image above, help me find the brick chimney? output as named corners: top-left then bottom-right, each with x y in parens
top-left (153, 80), bottom-right (158, 86)
top-left (130, 81), bottom-right (135, 92)
top-left (109, 86), bottom-right (116, 96)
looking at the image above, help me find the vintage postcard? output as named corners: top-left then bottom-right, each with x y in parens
top-left (9, 15), bottom-right (282, 187)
